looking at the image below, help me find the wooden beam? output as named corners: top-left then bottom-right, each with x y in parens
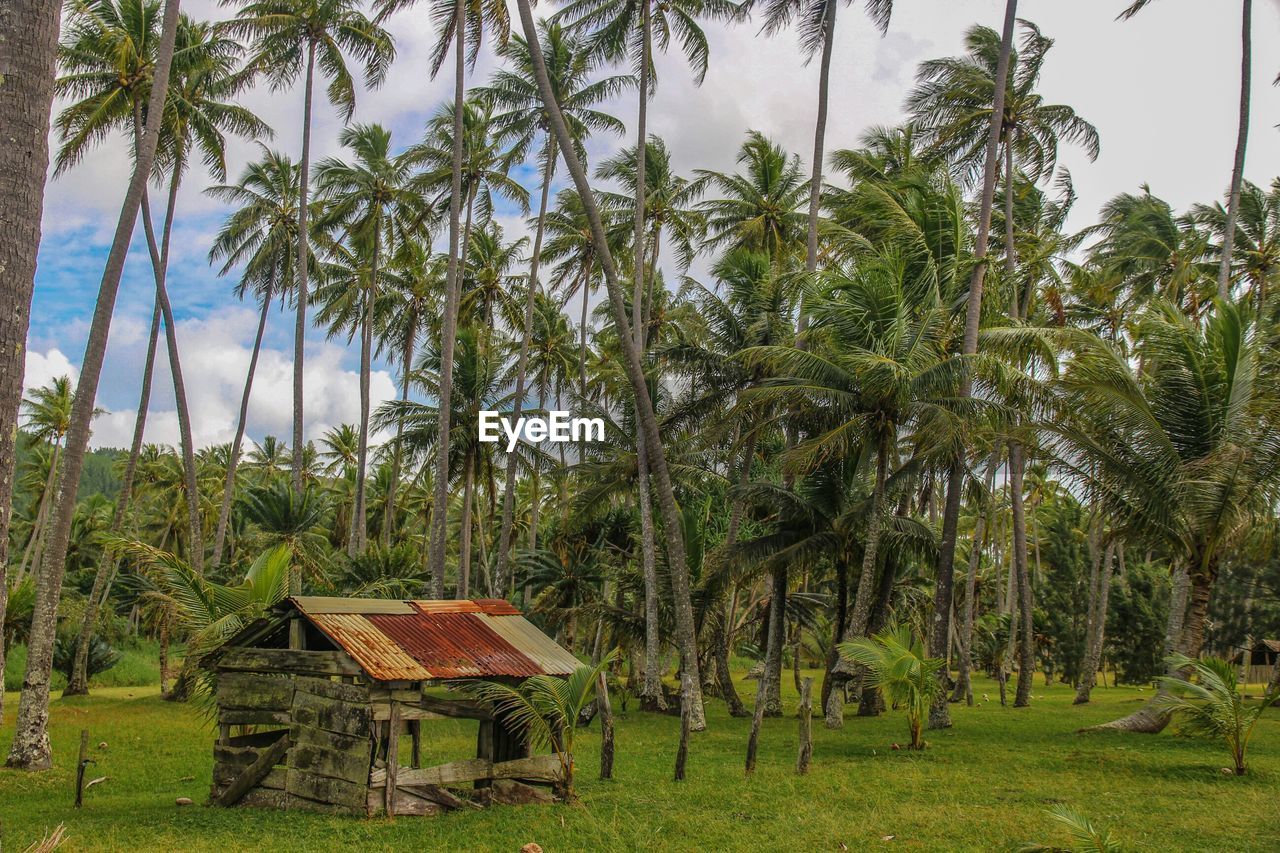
top-left (385, 701), bottom-right (400, 818)
top-left (214, 734), bottom-right (290, 807)
top-left (370, 754), bottom-right (562, 789)
top-left (216, 648), bottom-right (361, 677)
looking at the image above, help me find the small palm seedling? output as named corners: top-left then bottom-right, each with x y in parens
top-left (456, 651), bottom-right (615, 800)
top-left (839, 625), bottom-right (944, 750)
top-left (1021, 803), bottom-right (1124, 852)
top-left (1153, 654), bottom-right (1280, 775)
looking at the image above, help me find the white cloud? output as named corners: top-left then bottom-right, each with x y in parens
top-left (23, 348), bottom-right (78, 396)
top-left (84, 306), bottom-right (398, 451)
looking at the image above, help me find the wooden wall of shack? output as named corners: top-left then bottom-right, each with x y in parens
top-left (208, 645), bottom-right (560, 817)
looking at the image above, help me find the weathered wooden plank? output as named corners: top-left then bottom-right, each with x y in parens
top-left (293, 675), bottom-right (369, 704)
top-left (227, 728), bottom-right (290, 749)
top-left (385, 701), bottom-right (400, 816)
top-left (217, 648), bottom-right (361, 677)
top-left (290, 690), bottom-right (372, 738)
top-left (240, 789), bottom-right (361, 815)
top-left (372, 704), bottom-right (446, 722)
top-left (384, 695), bottom-right (491, 721)
top-left (287, 742), bottom-right (371, 785)
top-left (214, 734), bottom-right (291, 807)
top-left (402, 783), bottom-right (477, 810)
top-left (212, 764), bottom-right (287, 791)
top-left (371, 754), bottom-right (562, 788)
top-left (218, 709), bottom-right (291, 727)
top-left (489, 779), bottom-right (555, 806)
top-left (289, 722), bottom-right (369, 754)
top-left (217, 671), bottom-right (294, 711)
top-left (367, 788), bottom-right (442, 817)
top-left (286, 768), bottom-right (368, 811)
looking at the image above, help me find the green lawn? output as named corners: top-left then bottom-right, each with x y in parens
top-left (2, 675), bottom-right (1277, 851)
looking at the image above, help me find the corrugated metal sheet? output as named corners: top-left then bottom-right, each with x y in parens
top-left (289, 598), bottom-right (574, 682)
top-left (367, 612), bottom-right (542, 678)
top-left (309, 613), bottom-right (432, 680)
top-left (476, 613), bottom-right (580, 675)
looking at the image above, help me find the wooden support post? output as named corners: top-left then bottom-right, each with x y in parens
top-left (214, 735), bottom-right (290, 807)
top-left (796, 677), bottom-right (813, 775)
top-left (385, 701), bottom-right (400, 817)
top-left (597, 672), bottom-right (614, 781)
top-left (75, 730), bottom-right (91, 808)
top-left (674, 696), bottom-right (690, 782)
top-left (410, 719), bottom-right (421, 769)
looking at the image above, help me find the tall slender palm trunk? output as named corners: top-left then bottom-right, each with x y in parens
top-left (496, 140), bottom-right (557, 597)
top-left (427, 3), bottom-right (468, 597)
top-left (141, 168), bottom-right (204, 573)
top-left (1075, 539), bottom-right (1116, 704)
top-left (513, 0), bottom-right (704, 732)
top-left (292, 41), bottom-right (317, 497)
top-left (803, 0), bottom-right (836, 283)
top-left (352, 227), bottom-right (381, 557)
top-left (6, 0), bottom-right (181, 771)
top-left (928, 0), bottom-right (1018, 731)
top-left (212, 293), bottom-right (272, 565)
top-left (65, 302), bottom-right (163, 696)
top-left (952, 449), bottom-right (1000, 705)
top-left (15, 443), bottom-right (59, 583)
top-left (0, 0), bottom-right (62, 723)
top-left (1218, 0), bottom-right (1252, 299)
top-left (459, 451), bottom-right (475, 597)
top-left (825, 435), bottom-right (889, 728)
top-left (382, 332), bottom-right (414, 547)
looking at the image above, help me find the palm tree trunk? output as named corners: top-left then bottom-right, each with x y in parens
top-left (514, 0), bottom-right (704, 731)
top-left (292, 40), bottom-right (317, 496)
top-left (427, 8), bottom-right (469, 597)
top-left (803, 0), bottom-right (837, 279)
top-left (5, 0), bottom-right (181, 771)
top-left (65, 299), bottom-right (162, 696)
top-left (1218, 0), bottom-right (1252, 299)
top-left (928, 0), bottom-right (1017, 732)
top-left (459, 450), bottom-right (475, 598)
top-left (382, 331), bottom-right (414, 548)
top-left (578, 259), bottom-right (591, 397)
top-left (212, 293), bottom-right (271, 566)
top-left (15, 442), bottom-right (58, 584)
top-left (352, 224), bottom-right (380, 557)
top-left (496, 143), bottom-right (557, 597)
top-left (0, 0), bottom-right (62, 724)
top-left (1075, 539), bottom-right (1116, 704)
top-left (826, 433), bottom-right (889, 728)
top-left (142, 166), bottom-right (204, 573)
top-left (952, 449), bottom-right (1000, 705)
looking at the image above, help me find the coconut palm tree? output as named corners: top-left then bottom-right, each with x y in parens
top-left (476, 20), bottom-right (630, 596)
top-left (227, 0), bottom-right (395, 496)
top-left (743, 0), bottom-right (893, 278)
top-left (206, 148), bottom-right (306, 567)
top-left (312, 123), bottom-right (427, 557)
top-left (0, 0), bottom-right (62, 723)
top-left (1120, 0), bottom-right (1253, 300)
top-left (14, 378), bottom-right (76, 584)
top-left (839, 625), bottom-right (944, 750)
top-left (374, 0), bottom-right (510, 598)
top-left (500, 0), bottom-right (709, 733)
top-left (6, 0), bottom-right (181, 773)
top-left (1190, 178), bottom-right (1280, 308)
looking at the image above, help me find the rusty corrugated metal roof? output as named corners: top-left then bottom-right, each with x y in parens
top-left (286, 597), bottom-right (577, 682)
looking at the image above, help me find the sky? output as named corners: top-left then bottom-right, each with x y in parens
top-left (24, 0), bottom-right (1280, 451)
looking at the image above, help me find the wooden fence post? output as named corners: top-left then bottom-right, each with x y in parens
top-left (796, 677), bottom-right (813, 775)
top-left (385, 700), bottom-right (400, 817)
top-left (597, 672), bottom-right (614, 780)
top-left (74, 730), bottom-right (90, 808)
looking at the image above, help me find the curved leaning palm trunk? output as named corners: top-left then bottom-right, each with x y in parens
top-left (292, 41), bottom-right (316, 499)
top-left (513, 0), bottom-right (705, 731)
top-left (6, 0), bottom-right (182, 772)
top-left (64, 299), bottom-right (163, 696)
top-left (1217, 0), bottom-right (1252, 299)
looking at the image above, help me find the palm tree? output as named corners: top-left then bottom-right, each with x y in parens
top-left (1153, 654), bottom-right (1280, 775)
top-left (1190, 178), bottom-right (1280, 307)
top-left (206, 148), bottom-right (305, 566)
top-left (458, 654), bottom-right (615, 800)
top-left (375, 240), bottom-right (443, 547)
top-left (1121, 0), bottom-right (1252, 300)
top-left (14, 378), bottom-right (76, 584)
top-left (6, 0), bottom-right (181, 773)
top-left (693, 130), bottom-right (808, 263)
top-left (374, 0), bottom-right (510, 598)
top-left (839, 625), bottom-right (944, 750)
top-left (744, 0), bottom-right (893, 279)
top-left (477, 20), bottom-right (630, 596)
top-left (507, 0), bottom-right (708, 732)
top-left (312, 123), bottom-right (427, 557)
top-left (0, 0), bottom-right (61, 725)
top-left (227, 0), bottom-right (395, 497)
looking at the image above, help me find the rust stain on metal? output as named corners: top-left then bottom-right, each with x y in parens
top-left (309, 613), bottom-right (432, 681)
top-left (367, 612), bottom-right (542, 678)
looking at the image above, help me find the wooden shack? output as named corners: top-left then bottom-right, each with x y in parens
top-left (201, 596), bottom-right (581, 816)
top-left (1240, 638), bottom-right (1280, 684)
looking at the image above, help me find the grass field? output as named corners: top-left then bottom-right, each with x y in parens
top-left (2, 674), bottom-right (1278, 852)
